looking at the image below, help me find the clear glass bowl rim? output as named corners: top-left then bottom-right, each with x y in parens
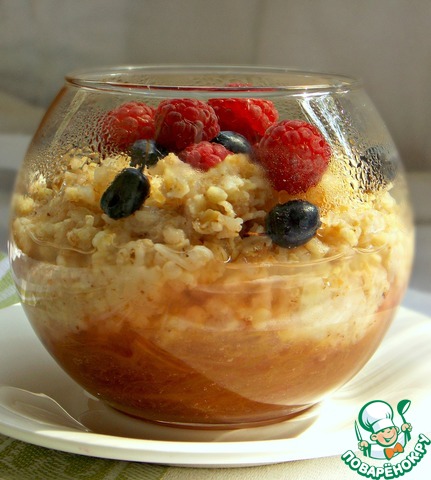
top-left (65, 64), bottom-right (362, 97)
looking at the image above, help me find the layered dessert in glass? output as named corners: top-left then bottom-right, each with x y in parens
top-left (9, 67), bottom-right (413, 428)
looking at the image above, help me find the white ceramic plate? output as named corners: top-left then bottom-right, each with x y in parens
top-left (0, 302), bottom-right (430, 467)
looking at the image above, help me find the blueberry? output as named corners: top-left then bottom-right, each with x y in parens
top-left (211, 131), bottom-right (252, 154)
top-left (129, 139), bottom-right (168, 168)
top-left (100, 168), bottom-right (150, 219)
top-left (265, 200), bottom-right (321, 248)
top-left (359, 146), bottom-right (398, 191)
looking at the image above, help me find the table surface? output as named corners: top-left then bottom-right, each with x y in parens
top-left (0, 134), bottom-right (430, 479)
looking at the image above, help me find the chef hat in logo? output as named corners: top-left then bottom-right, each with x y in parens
top-left (359, 400), bottom-right (395, 433)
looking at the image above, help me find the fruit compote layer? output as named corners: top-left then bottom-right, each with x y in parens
top-left (10, 146), bottom-right (413, 427)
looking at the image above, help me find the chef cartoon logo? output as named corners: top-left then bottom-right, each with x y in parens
top-left (341, 399), bottom-right (431, 479)
top-left (356, 400), bottom-right (412, 460)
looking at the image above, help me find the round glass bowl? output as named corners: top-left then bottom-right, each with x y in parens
top-left (9, 66), bottom-right (414, 429)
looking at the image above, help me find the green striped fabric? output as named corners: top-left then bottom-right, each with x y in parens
top-left (0, 251), bottom-right (19, 308)
top-left (0, 434), bottom-right (168, 480)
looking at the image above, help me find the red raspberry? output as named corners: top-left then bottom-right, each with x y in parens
top-left (154, 99), bottom-right (220, 152)
top-left (257, 120), bottom-right (331, 194)
top-left (208, 98), bottom-right (278, 144)
top-left (101, 101), bottom-right (155, 151)
top-left (178, 141), bottom-right (230, 171)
